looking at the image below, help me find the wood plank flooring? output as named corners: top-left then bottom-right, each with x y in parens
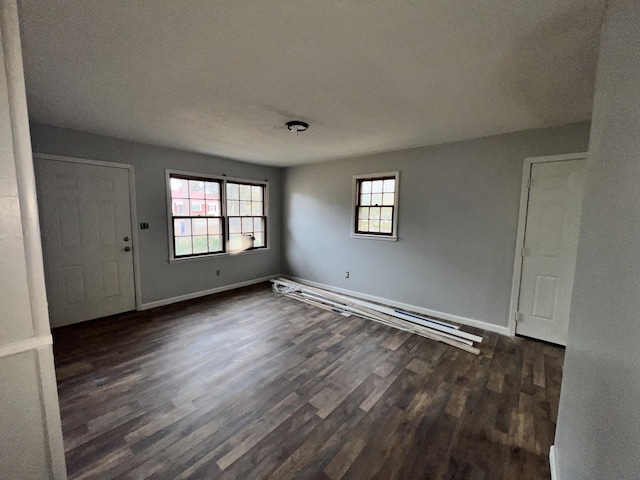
top-left (53, 282), bottom-right (564, 480)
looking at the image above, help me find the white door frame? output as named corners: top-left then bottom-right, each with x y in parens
top-left (33, 153), bottom-right (143, 311)
top-left (508, 152), bottom-right (588, 336)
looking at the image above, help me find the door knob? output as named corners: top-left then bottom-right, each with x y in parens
top-left (124, 246), bottom-right (131, 252)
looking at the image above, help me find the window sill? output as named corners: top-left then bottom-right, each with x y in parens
top-left (169, 247), bottom-right (271, 263)
top-left (350, 233), bottom-right (398, 242)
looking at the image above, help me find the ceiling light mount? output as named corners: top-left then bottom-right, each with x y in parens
top-left (286, 120), bottom-right (309, 136)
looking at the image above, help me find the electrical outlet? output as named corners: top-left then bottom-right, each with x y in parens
top-left (345, 271), bottom-right (350, 278)
top-left (216, 269), bottom-right (221, 276)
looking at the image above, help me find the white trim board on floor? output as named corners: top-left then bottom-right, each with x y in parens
top-left (287, 276), bottom-right (510, 336)
top-left (139, 275), bottom-right (279, 310)
top-left (550, 445), bottom-right (559, 480)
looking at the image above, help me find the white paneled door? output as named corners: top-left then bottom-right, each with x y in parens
top-left (35, 159), bottom-right (136, 327)
top-left (515, 158), bottom-right (587, 345)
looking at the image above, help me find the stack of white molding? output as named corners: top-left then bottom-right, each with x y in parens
top-left (271, 278), bottom-right (482, 355)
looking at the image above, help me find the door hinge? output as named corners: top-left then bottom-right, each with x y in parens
top-left (527, 177), bottom-right (532, 189)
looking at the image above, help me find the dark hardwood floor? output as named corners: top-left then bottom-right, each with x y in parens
top-left (52, 282), bottom-right (564, 480)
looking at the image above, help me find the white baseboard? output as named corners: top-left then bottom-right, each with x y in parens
top-left (139, 274), bottom-right (511, 336)
top-left (287, 276), bottom-right (511, 336)
top-left (550, 445), bottom-right (559, 480)
top-left (139, 274), bottom-right (279, 310)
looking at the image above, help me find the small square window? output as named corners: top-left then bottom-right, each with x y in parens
top-left (352, 172), bottom-right (399, 240)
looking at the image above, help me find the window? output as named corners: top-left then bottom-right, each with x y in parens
top-left (167, 171), bottom-right (267, 259)
top-left (226, 181), bottom-right (266, 251)
top-left (352, 172), bottom-right (399, 240)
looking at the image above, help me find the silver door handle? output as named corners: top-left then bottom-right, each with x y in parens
top-left (124, 246), bottom-right (131, 252)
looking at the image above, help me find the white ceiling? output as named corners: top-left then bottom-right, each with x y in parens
top-left (18, 1), bottom-right (605, 167)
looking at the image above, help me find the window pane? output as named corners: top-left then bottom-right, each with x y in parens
top-left (171, 199), bottom-right (189, 216)
top-left (360, 181), bottom-right (372, 194)
top-left (205, 182), bottom-right (220, 199)
top-left (229, 217), bottom-right (241, 234)
top-left (383, 179), bottom-right (395, 193)
top-left (358, 207), bottom-right (369, 219)
top-left (371, 193), bottom-right (382, 206)
top-left (382, 193), bottom-right (394, 206)
top-left (240, 201), bottom-right (252, 216)
top-left (170, 178), bottom-right (189, 198)
top-left (227, 183), bottom-right (239, 200)
top-left (360, 194), bottom-right (371, 206)
top-left (239, 184), bottom-right (252, 201)
top-left (357, 219), bottom-right (369, 232)
top-left (190, 200), bottom-right (204, 215)
top-left (369, 219), bottom-right (380, 232)
top-left (174, 219), bottom-right (191, 236)
top-left (208, 218), bottom-right (221, 235)
top-left (380, 220), bottom-right (393, 233)
top-left (242, 217), bottom-right (253, 233)
top-left (252, 186), bottom-right (263, 202)
top-left (251, 202), bottom-right (263, 216)
top-left (253, 217), bottom-right (264, 232)
top-left (380, 207), bottom-right (392, 220)
top-left (206, 201), bottom-right (220, 216)
top-left (229, 233), bottom-right (242, 251)
top-left (189, 180), bottom-right (205, 198)
top-left (192, 218), bottom-right (207, 235)
top-left (175, 237), bottom-right (192, 256)
top-left (370, 207), bottom-right (380, 220)
top-left (192, 236), bottom-right (208, 254)
top-left (254, 232), bottom-right (265, 248)
top-left (208, 235), bottom-right (222, 252)
top-left (372, 180), bottom-right (383, 193)
top-left (228, 200), bottom-right (239, 216)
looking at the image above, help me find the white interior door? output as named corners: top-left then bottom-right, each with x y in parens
top-left (515, 158), bottom-right (587, 345)
top-left (35, 159), bottom-right (136, 327)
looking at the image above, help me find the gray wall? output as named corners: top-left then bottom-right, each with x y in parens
top-left (283, 122), bottom-right (591, 329)
top-left (0, 0), bottom-right (66, 477)
top-left (554, 1), bottom-right (640, 478)
top-left (30, 122), bottom-right (282, 306)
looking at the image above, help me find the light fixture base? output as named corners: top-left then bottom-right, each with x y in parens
top-left (286, 120), bottom-right (309, 135)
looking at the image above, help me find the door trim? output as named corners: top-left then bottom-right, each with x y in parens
top-left (33, 153), bottom-right (143, 311)
top-left (508, 152), bottom-right (588, 336)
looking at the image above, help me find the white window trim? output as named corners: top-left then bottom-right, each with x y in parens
top-left (351, 171), bottom-right (400, 241)
top-left (165, 169), bottom-right (269, 262)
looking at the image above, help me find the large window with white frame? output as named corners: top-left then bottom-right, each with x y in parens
top-left (352, 171), bottom-right (399, 240)
top-left (167, 171), bottom-right (267, 259)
